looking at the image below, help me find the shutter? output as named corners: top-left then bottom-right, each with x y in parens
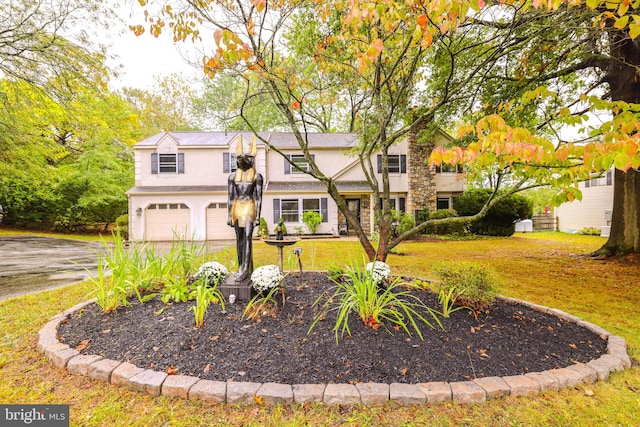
top-left (273, 199), bottom-right (281, 223)
top-left (310, 154), bottom-right (315, 170)
top-left (151, 153), bottom-right (158, 174)
top-left (284, 155), bottom-right (291, 174)
top-left (223, 153), bottom-right (230, 173)
top-left (377, 154), bottom-right (382, 173)
top-left (399, 197), bottom-right (406, 212)
top-left (400, 155), bottom-right (407, 173)
top-left (178, 153), bottom-right (185, 174)
top-left (321, 198), bottom-right (328, 222)
top-left (435, 164), bottom-right (442, 173)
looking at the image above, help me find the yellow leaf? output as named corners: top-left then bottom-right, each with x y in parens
top-left (629, 23), bottom-right (640, 39)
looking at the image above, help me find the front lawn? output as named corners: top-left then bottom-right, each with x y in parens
top-left (1, 232), bottom-right (638, 426)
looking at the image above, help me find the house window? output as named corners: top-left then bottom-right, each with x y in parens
top-left (273, 198), bottom-right (328, 223)
top-left (284, 154), bottom-right (315, 174)
top-left (437, 197), bottom-right (450, 210)
top-left (435, 163), bottom-right (463, 173)
top-left (151, 153), bottom-right (184, 174)
top-left (378, 197), bottom-right (406, 212)
top-left (223, 153), bottom-right (237, 173)
top-left (376, 154), bottom-right (407, 173)
top-left (280, 199), bottom-right (300, 222)
top-left (607, 169), bottom-right (613, 186)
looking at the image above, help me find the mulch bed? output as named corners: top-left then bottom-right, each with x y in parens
top-left (57, 272), bottom-right (607, 385)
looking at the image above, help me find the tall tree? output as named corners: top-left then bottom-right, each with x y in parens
top-left (134, 0), bottom-right (640, 260)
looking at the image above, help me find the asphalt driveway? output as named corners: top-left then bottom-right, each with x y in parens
top-left (0, 235), bottom-right (101, 301)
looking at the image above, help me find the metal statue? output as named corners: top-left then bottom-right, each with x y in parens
top-left (227, 135), bottom-right (264, 283)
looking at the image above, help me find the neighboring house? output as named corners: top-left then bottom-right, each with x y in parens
top-left (126, 130), bottom-right (465, 242)
top-left (555, 169), bottom-right (614, 234)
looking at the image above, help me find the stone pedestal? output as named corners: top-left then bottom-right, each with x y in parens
top-left (219, 273), bottom-right (253, 302)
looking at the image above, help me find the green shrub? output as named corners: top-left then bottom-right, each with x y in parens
top-left (453, 188), bottom-right (533, 236)
top-left (393, 210), bottom-right (416, 236)
top-left (416, 207), bottom-right (430, 224)
top-left (273, 218), bottom-right (288, 235)
top-left (425, 209), bottom-right (466, 235)
top-left (431, 261), bottom-right (499, 313)
top-left (302, 211), bottom-right (323, 234)
top-left (257, 217), bottom-right (269, 239)
top-left (578, 227), bottom-right (601, 236)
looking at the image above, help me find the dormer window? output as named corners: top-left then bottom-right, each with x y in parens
top-left (151, 153), bottom-right (184, 174)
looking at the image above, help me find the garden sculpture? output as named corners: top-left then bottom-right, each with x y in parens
top-left (227, 135), bottom-right (264, 284)
top-left (276, 218), bottom-right (285, 240)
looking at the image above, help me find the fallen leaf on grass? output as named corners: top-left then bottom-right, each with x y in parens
top-left (253, 395), bottom-right (263, 405)
top-left (583, 388), bottom-right (595, 396)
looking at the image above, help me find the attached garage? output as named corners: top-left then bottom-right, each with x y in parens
top-left (206, 203), bottom-right (236, 240)
top-left (145, 203), bottom-right (191, 241)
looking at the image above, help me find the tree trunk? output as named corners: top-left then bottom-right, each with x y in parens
top-left (595, 169), bottom-right (640, 256)
top-left (597, 30), bottom-right (640, 255)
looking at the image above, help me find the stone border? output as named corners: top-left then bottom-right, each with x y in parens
top-left (38, 296), bottom-right (632, 406)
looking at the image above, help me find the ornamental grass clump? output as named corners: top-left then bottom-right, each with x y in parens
top-left (189, 280), bottom-right (225, 328)
top-left (431, 261), bottom-right (500, 314)
top-left (310, 262), bottom-right (443, 342)
top-left (194, 261), bottom-right (229, 288)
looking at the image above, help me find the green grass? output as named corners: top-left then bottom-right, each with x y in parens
top-left (1, 232), bottom-right (639, 426)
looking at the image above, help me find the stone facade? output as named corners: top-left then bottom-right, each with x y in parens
top-left (406, 125), bottom-right (438, 217)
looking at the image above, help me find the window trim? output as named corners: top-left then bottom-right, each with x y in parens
top-left (376, 154), bottom-right (407, 174)
top-left (284, 154), bottom-right (315, 174)
top-left (273, 197), bottom-right (328, 223)
top-left (151, 153), bottom-right (184, 174)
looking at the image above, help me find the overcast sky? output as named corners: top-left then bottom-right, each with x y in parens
top-left (106, 3), bottom-right (201, 90)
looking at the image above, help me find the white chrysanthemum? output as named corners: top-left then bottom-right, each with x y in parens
top-left (250, 265), bottom-right (284, 293)
top-left (194, 261), bottom-right (229, 287)
top-left (365, 261), bottom-right (391, 284)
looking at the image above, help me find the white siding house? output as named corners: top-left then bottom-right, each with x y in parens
top-left (127, 131), bottom-right (465, 242)
top-left (555, 170), bottom-right (614, 234)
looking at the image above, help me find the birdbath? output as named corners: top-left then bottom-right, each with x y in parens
top-left (264, 239), bottom-right (299, 272)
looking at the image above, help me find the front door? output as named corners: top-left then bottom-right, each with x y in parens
top-left (346, 199), bottom-right (361, 233)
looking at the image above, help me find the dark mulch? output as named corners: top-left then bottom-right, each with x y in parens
top-left (57, 272), bottom-right (607, 385)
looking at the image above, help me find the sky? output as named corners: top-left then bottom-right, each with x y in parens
top-left (106, 3), bottom-right (202, 91)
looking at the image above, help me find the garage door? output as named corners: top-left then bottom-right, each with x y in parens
top-left (145, 203), bottom-right (191, 241)
top-left (206, 203), bottom-right (236, 240)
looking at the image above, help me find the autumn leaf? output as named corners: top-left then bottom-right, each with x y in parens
top-left (253, 395), bottom-right (264, 405)
top-left (416, 14), bottom-right (428, 26)
top-left (203, 363), bottom-right (211, 373)
top-left (74, 339), bottom-right (91, 351)
top-left (165, 365), bottom-right (179, 375)
top-left (400, 368), bottom-right (408, 375)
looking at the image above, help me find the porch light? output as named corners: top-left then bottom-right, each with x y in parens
top-left (136, 207), bottom-right (142, 216)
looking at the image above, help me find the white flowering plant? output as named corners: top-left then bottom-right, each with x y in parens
top-left (250, 265), bottom-right (284, 293)
top-left (365, 261), bottom-right (391, 284)
top-left (194, 261), bottom-right (229, 288)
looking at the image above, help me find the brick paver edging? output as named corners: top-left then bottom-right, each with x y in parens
top-left (38, 296), bottom-right (632, 406)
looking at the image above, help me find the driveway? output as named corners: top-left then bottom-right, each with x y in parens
top-left (0, 235), bottom-right (101, 301)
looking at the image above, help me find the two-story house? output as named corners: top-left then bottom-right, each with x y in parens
top-left (126, 130), bottom-right (465, 242)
